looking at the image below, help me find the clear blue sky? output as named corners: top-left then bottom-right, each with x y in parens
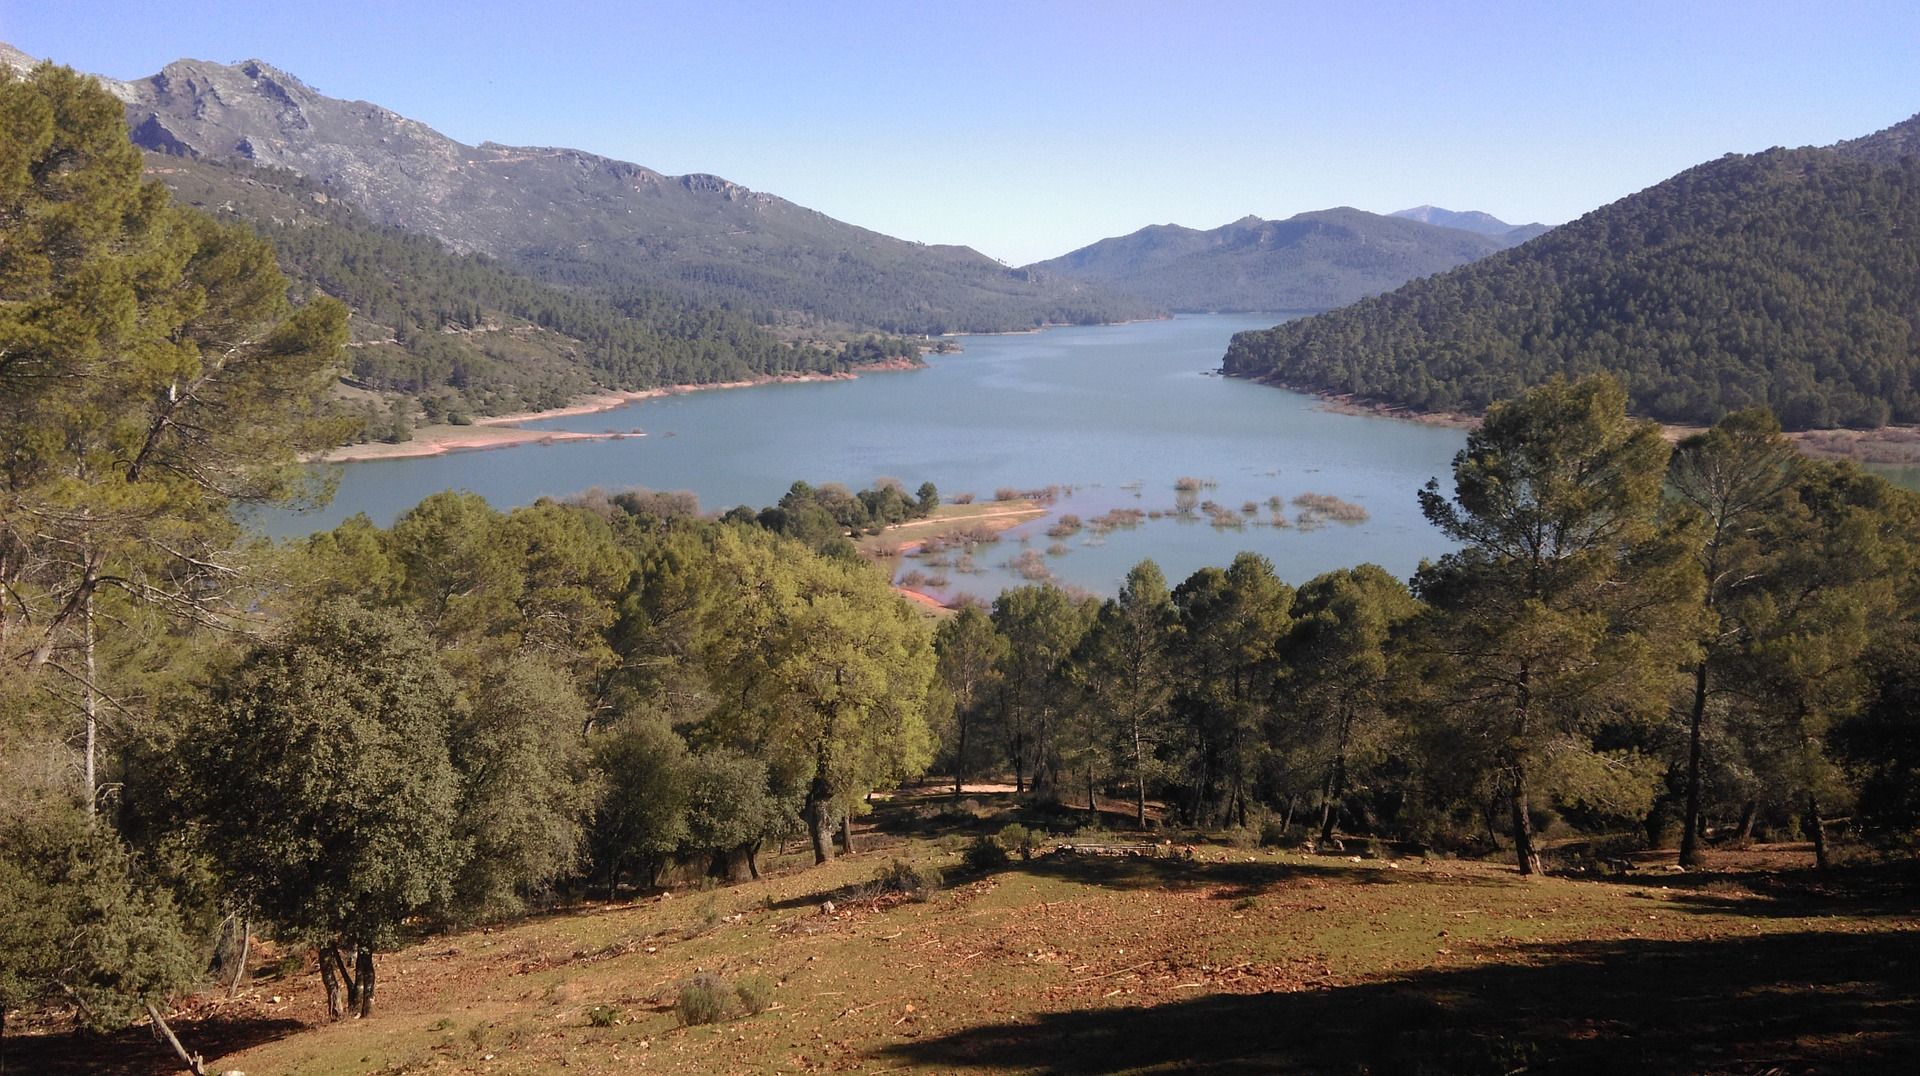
top-left (6, 1), bottom-right (1917, 264)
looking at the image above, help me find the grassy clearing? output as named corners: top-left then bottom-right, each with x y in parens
top-left (19, 793), bottom-right (1920, 1074)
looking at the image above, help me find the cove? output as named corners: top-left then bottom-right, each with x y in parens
top-left (264, 315), bottom-right (1471, 599)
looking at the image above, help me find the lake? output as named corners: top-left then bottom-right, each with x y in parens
top-left (267, 315), bottom-right (1473, 599)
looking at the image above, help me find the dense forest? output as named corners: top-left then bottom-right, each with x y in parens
top-left (7, 58), bottom-right (1920, 1070)
top-left (156, 155), bottom-right (917, 427)
top-left (1224, 127), bottom-right (1920, 429)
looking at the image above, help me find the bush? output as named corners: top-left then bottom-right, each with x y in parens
top-left (586, 1004), bottom-right (621, 1027)
top-left (998, 823), bottom-right (1043, 860)
top-left (733, 973), bottom-right (774, 1015)
top-left (1258, 817), bottom-right (1291, 848)
top-left (871, 858), bottom-right (943, 900)
top-left (963, 834), bottom-right (1010, 871)
top-left (676, 974), bottom-right (732, 1026)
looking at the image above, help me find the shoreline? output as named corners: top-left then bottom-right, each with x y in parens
top-left (1259, 376), bottom-right (1920, 467)
top-left (316, 357), bottom-right (922, 463)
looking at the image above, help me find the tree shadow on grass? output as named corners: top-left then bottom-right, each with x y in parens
top-left (876, 929), bottom-right (1920, 1074)
top-left (9, 1013), bottom-right (306, 1076)
top-left (1008, 852), bottom-right (1525, 901)
top-left (1589, 858), bottom-right (1920, 922)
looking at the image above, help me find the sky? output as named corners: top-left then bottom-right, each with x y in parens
top-left (5, 1), bottom-right (1918, 265)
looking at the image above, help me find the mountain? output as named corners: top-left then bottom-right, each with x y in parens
top-left (1027, 208), bottom-right (1535, 314)
top-left (82, 50), bottom-right (1157, 335)
top-left (147, 153), bottom-right (913, 433)
top-left (1391, 205), bottom-right (1550, 245)
top-left (1223, 112), bottom-right (1920, 430)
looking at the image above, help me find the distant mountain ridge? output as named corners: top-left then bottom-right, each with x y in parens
top-left (1224, 112), bottom-right (1920, 430)
top-left (5, 43), bottom-right (1156, 335)
top-left (1391, 205), bottom-right (1550, 245)
top-left (1028, 207), bottom-right (1540, 313)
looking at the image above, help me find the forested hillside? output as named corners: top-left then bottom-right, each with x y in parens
top-left (1029, 208), bottom-right (1525, 313)
top-left (1224, 116), bottom-right (1920, 429)
top-left (154, 154), bottom-right (910, 426)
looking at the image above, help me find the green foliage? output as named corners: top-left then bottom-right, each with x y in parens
top-left (996, 823), bottom-right (1043, 860)
top-left (733, 973), bottom-right (775, 1016)
top-left (1409, 377), bottom-right (1703, 872)
top-left (962, 834), bottom-right (1011, 871)
top-left (0, 790), bottom-right (199, 1032)
top-left (586, 1003), bottom-right (622, 1028)
top-left (933, 604), bottom-right (1007, 792)
top-left (180, 601), bottom-right (464, 954)
top-left (1170, 553), bottom-right (1294, 827)
top-left (675, 973), bottom-right (733, 1026)
top-left (447, 658), bottom-right (603, 923)
top-left (1225, 142), bottom-right (1920, 428)
top-left (589, 719), bottom-right (692, 892)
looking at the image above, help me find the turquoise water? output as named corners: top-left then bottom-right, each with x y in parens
top-left (266, 315), bottom-right (1472, 599)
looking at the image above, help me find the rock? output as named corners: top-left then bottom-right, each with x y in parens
top-left (820, 900), bottom-right (836, 915)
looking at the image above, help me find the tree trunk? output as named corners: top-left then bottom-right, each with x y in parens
top-left (605, 857), bottom-right (621, 902)
top-left (955, 716), bottom-right (968, 799)
top-left (1679, 661), bottom-right (1709, 865)
top-left (82, 589), bottom-right (98, 814)
top-left (144, 1001), bottom-right (206, 1075)
top-left (1735, 799), bottom-right (1757, 845)
top-left (1132, 714), bottom-right (1147, 830)
top-left (804, 775), bottom-right (835, 865)
top-left (355, 947), bottom-right (375, 1019)
top-left (838, 809), bottom-right (857, 855)
top-left (318, 947), bottom-right (345, 1020)
top-left (746, 840), bottom-right (762, 880)
top-left (1510, 765), bottom-right (1543, 876)
top-left (1805, 792), bottom-right (1829, 871)
top-left (227, 918), bottom-right (251, 997)
top-left (329, 946), bottom-right (359, 1013)
top-left (1087, 765), bottom-right (1097, 815)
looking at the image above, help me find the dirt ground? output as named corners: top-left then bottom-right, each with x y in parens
top-left (14, 793), bottom-right (1919, 1075)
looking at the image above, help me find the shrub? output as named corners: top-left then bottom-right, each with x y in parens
top-left (998, 823), bottom-right (1043, 860)
top-left (963, 834), bottom-right (1010, 871)
top-left (1258, 817), bottom-right (1291, 848)
top-left (872, 858), bottom-right (943, 900)
top-left (734, 973), bottom-right (774, 1015)
top-left (586, 1004), bottom-right (621, 1027)
top-left (676, 974), bottom-right (732, 1026)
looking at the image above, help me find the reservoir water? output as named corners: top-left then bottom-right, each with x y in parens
top-left (267, 315), bottom-right (1473, 599)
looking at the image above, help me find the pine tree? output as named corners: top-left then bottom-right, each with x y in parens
top-left (1412, 376), bottom-right (1702, 874)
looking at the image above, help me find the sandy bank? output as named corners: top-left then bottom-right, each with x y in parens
top-left (317, 357), bottom-right (923, 463)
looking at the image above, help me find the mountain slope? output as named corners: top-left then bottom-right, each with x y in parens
top-left (149, 153), bottom-right (900, 431)
top-left (1027, 208), bottom-right (1528, 313)
top-left (1224, 113), bottom-right (1920, 430)
top-left (97, 51), bottom-right (1157, 335)
top-left (1391, 205), bottom-right (1550, 244)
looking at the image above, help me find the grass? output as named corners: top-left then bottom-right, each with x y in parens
top-left (18, 792), bottom-right (1919, 1074)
